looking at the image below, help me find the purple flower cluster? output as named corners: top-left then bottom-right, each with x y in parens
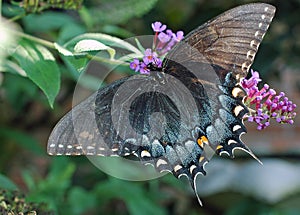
top-left (241, 70), bottom-right (297, 130)
top-left (129, 21), bottom-right (184, 74)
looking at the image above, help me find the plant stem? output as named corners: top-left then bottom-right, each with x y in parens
top-left (13, 31), bottom-right (129, 66)
top-left (86, 54), bottom-right (128, 66)
top-left (14, 30), bottom-right (56, 49)
top-left (8, 13), bottom-right (26, 22)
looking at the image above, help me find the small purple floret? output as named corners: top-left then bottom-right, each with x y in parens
top-left (139, 62), bottom-right (150, 74)
top-left (158, 32), bottom-right (171, 43)
top-left (174, 31), bottom-right (184, 42)
top-left (151, 21), bottom-right (167, 32)
top-left (242, 69), bottom-right (296, 130)
top-left (129, 58), bottom-right (140, 72)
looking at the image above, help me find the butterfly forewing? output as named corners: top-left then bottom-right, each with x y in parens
top-left (163, 3), bottom-right (276, 79)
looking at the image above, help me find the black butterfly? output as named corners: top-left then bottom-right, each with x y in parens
top-left (48, 3), bottom-right (276, 205)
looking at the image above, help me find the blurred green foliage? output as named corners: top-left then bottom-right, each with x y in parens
top-left (1, 0), bottom-right (300, 214)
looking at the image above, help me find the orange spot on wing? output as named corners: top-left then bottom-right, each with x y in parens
top-left (197, 136), bottom-right (208, 148)
top-left (216, 145), bottom-right (223, 150)
top-left (199, 156), bottom-right (205, 162)
top-left (197, 138), bottom-right (203, 148)
top-left (201, 136), bottom-right (208, 143)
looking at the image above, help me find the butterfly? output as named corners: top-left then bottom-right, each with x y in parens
top-left (48, 3), bottom-right (276, 205)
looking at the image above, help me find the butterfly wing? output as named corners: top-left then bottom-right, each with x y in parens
top-left (48, 73), bottom-right (209, 177)
top-left (163, 3), bottom-right (276, 79)
top-left (161, 3), bottom-right (275, 200)
top-left (94, 73), bottom-right (209, 175)
top-left (48, 77), bottom-right (129, 156)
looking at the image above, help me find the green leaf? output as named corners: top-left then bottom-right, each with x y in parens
top-left (91, 0), bottom-right (158, 25)
top-left (64, 33), bottom-right (142, 55)
top-left (61, 55), bottom-right (89, 77)
top-left (54, 43), bottom-right (73, 56)
top-left (0, 60), bottom-right (27, 76)
top-left (24, 157), bottom-right (76, 214)
top-left (0, 174), bottom-right (18, 190)
top-left (0, 127), bottom-right (44, 155)
top-left (57, 22), bottom-right (86, 44)
top-left (126, 195), bottom-right (166, 215)
top-left (2, 3), bottom-right (25, 18)
top-left (1, 73), bottom-right (39, 112)
top-left (95, 178), bottom-right (167, 215)
top-left (59, 33), bottom-right (141, 76)
top-left (22, 170), bottom-right (36, 191)
top-left (68, 187), bottom-right (97, 215)
top-left (11, 40), bottom-right (60, 108)
top-left (78, 6), bottom-right (94, 30)
top-left (45, 158), bottom-right (76, 188)
top-left (23, 11), bottom-right (75, 33)
top-left (74, 39), bottom-right (116, 59)
top-left (135, 38), bottom-right (146, 53)
top-left (102, 24), bottom-right (134, 38)
top-left (77, 74), bottom-right (107, 91)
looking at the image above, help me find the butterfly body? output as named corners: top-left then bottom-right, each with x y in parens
top-left (48, 3), bottom-right (276, 204)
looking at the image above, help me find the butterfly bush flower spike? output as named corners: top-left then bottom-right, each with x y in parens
top-left (242, 69), bottom-right (297, 130)
top-left (129, 21), bottom-right (184, 74)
